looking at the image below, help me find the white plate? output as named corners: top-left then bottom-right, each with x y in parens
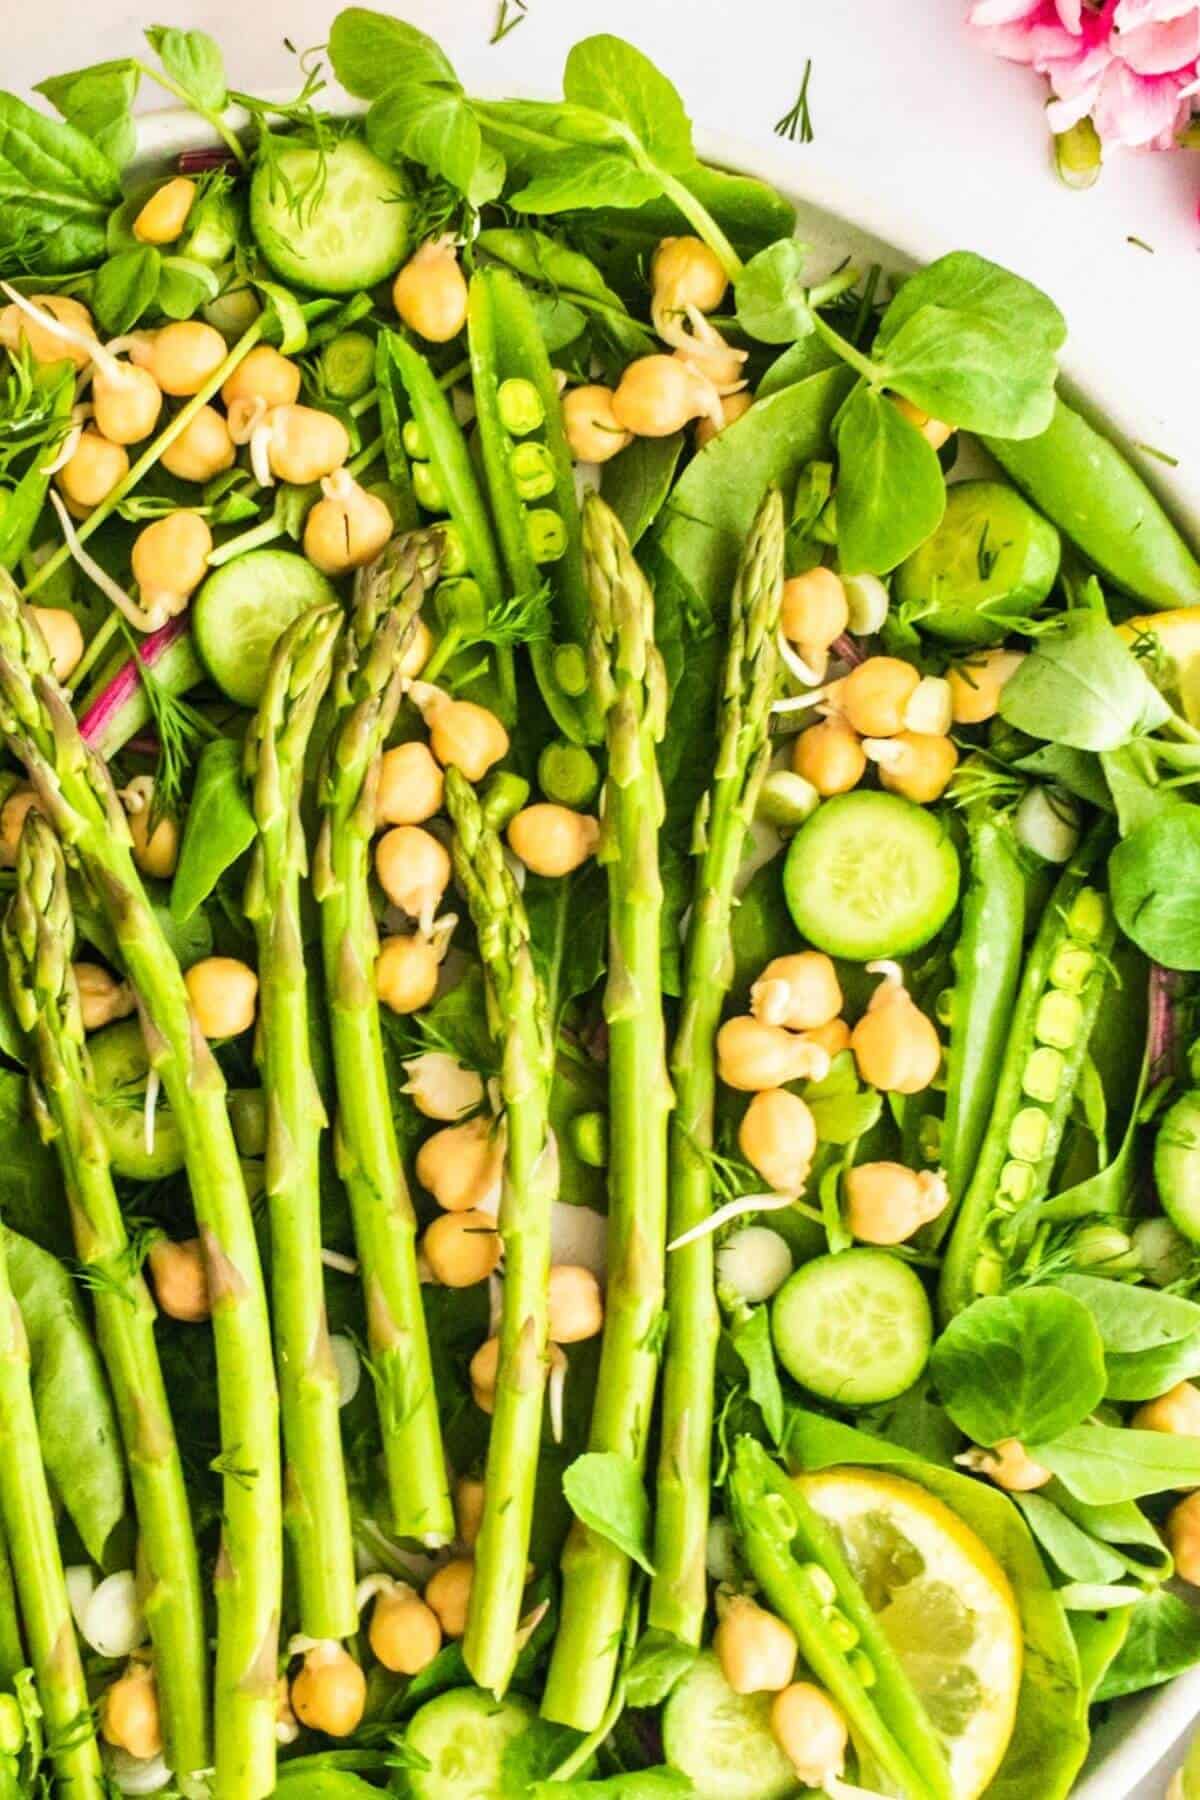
top-left (132, 95), bottom-right (1200, 1798)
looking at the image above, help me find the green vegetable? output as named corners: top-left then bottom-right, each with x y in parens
top-left (192, 549), bottom-right (338, 711)
top-left (404, 1688), bottom-right (536, 1800)
top-left (600, 434), bottom-right (684, 548)
top-left (893, 480), bottom-right (1061, 645)
top-left (1155, 1089), bottom-right (1200, 1238)
top-left (537, 740), bottom-right (601, 809)
top-left (1097, 1587), bottom-right (1200, 1701)
top-left (1031, 1424), bottom-right (1200, 1503)
top-left (999, 611), bottom-right (1170, 753)
top-left (661, 1652), bottom-right (797, 1800)
top-left (1111, 808), bottom-right (1200, 970)
top-left (834, 383), bottom-right (946, 575)
top-left (0, 363), bottom-right (75, 573)
top-left (170, 735), bottom-right (256, 921)
top-left (249, 136), bottom-right (412, 293)
top-left (928, 1289), bottom-right (1106, 1447)
top-left (319, 329), bottom-right (375, 401)
top-left (772, 1249), bottom-right (934, 1406)
top-left (0, 90), bottom-right (120, 274)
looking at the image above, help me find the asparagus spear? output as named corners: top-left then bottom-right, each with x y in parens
top-left (649, 486), bottom-right (784, 1644)
top-left (244, 604), bottom-right (357, 1639)
top-left (444, 765), bottom-right (557, 1696)
top-left (0, 572), bottom-right (281, 1800)
top-left (0, 1212), bottom-right (104, 1799)
top-left (541, 494), bottom-right (673, 1731)
top-left (3, 815), bottom-right (209, 1783)
top-left (313, 536), bottom-right (454, 1547)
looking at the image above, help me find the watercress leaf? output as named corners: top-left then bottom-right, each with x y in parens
top-left (999, 611), bottom-right (1171, 753)
top-left (1012, 1492), bottom-right (1129, 1586)
top-left (562, 34), bottom-right (694, 172)
top-left (728, 1306), bottom-right (784, 1446)
top-left (623, 1630), bottom-right (696, 1707)
top-left (880, 303), bottom-right (1057, 439)
top-left (365, 83), bottom-right (487, 201)
top-left (510, 148), bottom-right (663, 216)
top-left (34, 59), bottom-right (139, 172)
top-left (876, 251), bottom-right (1067, 357)
top-left (929, 1288), bottom-right (1105, 1446)
top-left (1031, 1423), bottom-right (1200, 1502)
top-left (91, 245), bottom-right (161, 335)
top-left (144, 26), bottom-right (227, 113)
top-left (601, 434), bottom-right (684, 547)
top-left (328, 7), bottom-right (461, 99)
top-left (1110, 806), bottom-right (1200, 970)
top-left (1096, 1587), bottom-right (1200, 1701)
top-left (734, 239), bottom-right (813, 345)
top-left (170, 737), bottom-right (256, 922)
top-left (562, 1450), bottom-right (654, 1573)
top-left (1055, 1272), bottom-right (1200, 1354)
top-left (834, 384), bottom-right (945, 576)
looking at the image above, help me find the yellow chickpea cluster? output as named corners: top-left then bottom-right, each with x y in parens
top-left (791, 654), bottom-right (959, 804)
top-left (712, 1595), bottom-right (850, 1787)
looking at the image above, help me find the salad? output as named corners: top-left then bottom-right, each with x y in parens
top-left (2, 8), bottom-right (1200, 1798)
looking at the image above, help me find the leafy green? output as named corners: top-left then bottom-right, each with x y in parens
top-left (929, 1289), bottom-right (1106, 1447)
top-left (1012, 1493), bottom-right (1129, 1586)
top-left (1054, 1273), bottom-right (1200, 1355)
top-left (0, 91), bottom-right (121, 274)
top-left (512, 151), bottom-right (662, 216)
top-left (600, 434), bottom-right (684, 546)
top-left (734, 239), bottom-right (812, 344)
top-left (562, 35), bottom-right (694, 171)
top-left (1111, 806), bottom-right (1200, 969)
top-left (1048, 1486), bottom-right (1172, 1582)
top-left (877, 252), bottom-right (1067, 357)
top-left (1105, 1333), bottom-right (1200, 1403)
top-left (757, 334), bottom-right (842, 400)
top-left (801, 1051), bottom-right (882, 1145)
top-left (834, 384), bottom-right (945, 575)
top-left (727, 1306), bottom-right (783, 1446)
top-left (170, 736), bottom-right (256, 922)
top-left (1096, 1587), bottom-right (1200, 1701)
top-left (33, 59), bottom-right (139, 170)
top-left (328, 7), bottom-right (459, 96)
top-left (623, 1630), bottom-right (696, 1707)
top-left (562, 1451), bottom-right (654, 1574)
top-left (143, 26), bottom-right (227, 113)
top-left (0, 1073), bottom-right (69, 1255)
top-left (879, 307), bottom-right (1057, 439)
top-left (1030, 1424), bottom-right (1200, 1502)
top-left (91, 245), bottom-right (161, 335)
top-left (475, 226), bottom-right (655, 361)
top-left (999, 612), bottom-right (1171, 753)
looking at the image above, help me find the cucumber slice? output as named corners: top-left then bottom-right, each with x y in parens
top-left (662, 1651), bottom-right (797, 1800)
top-left (1155, 1091), bottom-right (1200, 1243)
top-left (249, 137), bottom-right (413, 294)
top-left (783, 791), bottom-right (960, 961)
top-left (772, 1248), bottom-right (933, 1405)
top-left (405, 1689), bottom-right (535, 1800)
top-left (88, 1020), bottom-right (184, 1181)
top-left (192, 550), bottom-right (338, 709)
top-left (893, 479), bottom-right (1060, 646)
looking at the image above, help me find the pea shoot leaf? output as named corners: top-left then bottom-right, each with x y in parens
top-left (1096, 1588), bottom-right (1200, 1700)
top-left (728, 1305), bottom-right (784, 1446)
top-left (876, 250), bottom-right (1067, 357)
top-left (144, 26), bottom-right (227, 114)
top-left (1030, 1423), bottom-right (1200, 1502)
top-left (999, 612), bottom-right (1171, 753)
top-left (734, 238), bottom-right (814, 344)
top-left (834, 384), bottom-right (945, 575)
top-left (34, 59), bottom-right (140, 171)
top-left (92, 246), bottom-right (161, 335)
top-left (623, 1631), bottom-right (696, 1708)
top-left (562, 1450), bottom-right (654, 1574)
top-left (510, 148), bottom-right (663, 215)
top-left (1110, 805), bottom-right (1200, 969)
top-left (1055, 1272), bottom-right (1200, 1355)
top-left (929, 1288), bottom-right (1106, 1447)
top-left (562, 34), bottom-right (694, 172)
top-left (879, 304), bottom-right (1058, 439)
top-left (366, 83), bottom-right (503, 207)
top-left (328, 7), bottom-right (460, 97)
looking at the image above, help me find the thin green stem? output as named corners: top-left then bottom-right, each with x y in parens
top-left (657, 170), bottom-right (742, 280)
top-left (810, 310), bottom-right (881, 386)
top-left (65, 610), bottom-right (120, 699)
top-left (135, 60), bottom-right (249, 167)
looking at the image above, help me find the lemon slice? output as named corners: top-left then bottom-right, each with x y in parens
top-left (795, 1466), bottom-right (1022, 1800)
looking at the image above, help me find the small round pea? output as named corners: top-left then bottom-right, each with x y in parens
top-left (538, 740), bottom-right (601, 809)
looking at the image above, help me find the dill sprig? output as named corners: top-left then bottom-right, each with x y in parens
top-left (774, 60), bottom-right (815, 144)
top-left (491, 0), bottom-right (529, 44)
top-left (0, 346), bottom-right (74, 478)
top-left (118, 624), bottom-right (219, 824)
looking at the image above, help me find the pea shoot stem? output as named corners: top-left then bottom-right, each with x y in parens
top-left (135, 60), bottom-right (249, 168)
top-left (809, 311), bottom-right (880, 386)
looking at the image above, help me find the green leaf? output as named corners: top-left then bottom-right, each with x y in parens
top-left (328, 7), bottom-right (460, 98)
top-left (1012, 1492), bottom-right (1129, 1586)
top-left (1054, 1273), bottom-right (1200, 1355)
top-left (600, 434), bottom-right (684, 547)
top-left (562, 34), bottom-right (694, 172)
top-left (1101, 744), bottom-right (1183, 836)
top-left (1049, 1485), bottom-right (1171, 1581)
top-left (365, 82), bottom-right (498, 203)
top-left (999, 611), bottom-right (1171, 753)
top-left (531, 1775), bottom-right (695, 1799)
top-left (623, 1630), bottom-right (696, 1707)
top-left (834, 384), bottom-right (945, 576)
top-left (156, 254), bottom-right (220, 320)
top-left (91, 245), bottom-right (161, 335)
top-left (0, 1073), bottom-right (69, 1255)
top-left (144, 26), bottom-right (227, 112)
top-left (757, 334), bottom-right (842, 400)
top-left (877, 251), bottom-right (1066, 357)
top-left (170, 736), bottom-right (256, 922)
top-left (1105, 1333), bottom-right (1200, 1403)
top-left (1014, 743), bottom-right (1113, 812)
top-left (929, 1288), bottom-right (1106, 1446)
top-left (880, 304), bottom-right (1057, 439)
top-left (562, 1450), bottom-right (654, 1574)
top-left (1031, 1423), bottom-right (1200, 1502)
top-left (0, 91), bottom-right (120, 274)
top-left (728, 1306), bottom-right (784, 1446)
top-left (805, 1087), bottom-right (881, 1145)
top-left (34, 59), bottom-right (139, 171)
top-left (734, 239), bottom-right (813, 345)
top-left (511, 149), bottom-right (663, 216)
top-left (1110, 806), bottom-right (1200, 970)
top-left (1096, 1587), bottom-right (1200, 1700)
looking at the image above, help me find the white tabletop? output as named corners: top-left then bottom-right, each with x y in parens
top-left (9, 0), bottom-right (1200, 1790)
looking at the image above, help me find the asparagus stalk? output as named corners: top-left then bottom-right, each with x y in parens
top-left (0, 571), bottom-right (281, 1800)
top-left (3, 815), bottom-right (209, 1783)
top-left (444, 765), bottom-right (557, 1696)
top-left (649, 485), bottom-right (784, 1644)
top-left (0, 1215), bottom-right (104, 1799)
top-left (541, 493), bottom-right (673, 1731)
top-left (313, 536), bottom-right (454, 1548)
top-left (244, 605), bottom-right (357, 1639)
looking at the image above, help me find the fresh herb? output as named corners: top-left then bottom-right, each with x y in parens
top-left (773, 60), bottom-right (815, 144)
top-left (491, 0), bottom-right (529, 44)
top-left (929, 1287), bottom-right (1107, 1447)
top-left (976, 521), bottom-right (999, 580)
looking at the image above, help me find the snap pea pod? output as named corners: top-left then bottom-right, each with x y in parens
top-left (939, 828), bottom-right (1116, 1317)
top-left (468, 265), bottom-right (602, 744)
top-left (729, 1438), bottom-right (953, 1800)
top-left (982, 397), bottom-right (1200, 611)
top-left (0, 362), bottom-right (75, 573)
top-left (372, 332), bottom-right (418, 531)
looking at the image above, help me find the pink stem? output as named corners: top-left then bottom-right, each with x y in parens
top-left (1148, 962), bottom-right (1178, 1086)
top-left (177, 147), bottom-right (239, 175)
top-left (125, 733), bottom-right (161, 757)
top-left (832, 632), bottom-right (864, 667)
top-left (78, 615), bottom-right (190, 747)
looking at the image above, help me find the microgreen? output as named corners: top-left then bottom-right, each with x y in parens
top-left (774, 60), bottom-right (815, 144)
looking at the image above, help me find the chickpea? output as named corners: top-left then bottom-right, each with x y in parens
top-left (421, 1210), bottom-right (501, 1287)
top-left (131, 510), bottom-right (212, 615)
top-left (377, 740), bottom-right (444, 827)
top-left (694, 389), bottom-right (753, 450)
top-left (375, 825), bottom-right (451, 931)
top-left (846, 1162), bottom-right (949, 1245)
top-left (376, 934), bottom-right (441, 1014)
top-left (851, 969), bottom-right (941, 1095)
top-left (1132, 1381), bottom-right (1200, 1438)
top-left (393, 239), bottom-right (469, 343)
top-left (304, 477), bottom-right (393, 576)
top-left (73, 962), bottom-right (135, 1032)
top-left (131, 320), bottom-right (227, 397)
top-left (947, 648), bottom-right (1026, 725)
top-left (547, 1265), bottom-right (604, 1343)
top-left (716, 1016), bottom-right (829, 1093)
top-left (508, 804), bottom-right (600, 878)
top-left (561, 385), bottom-right (632, 464)
top-left (456, 1475), bottom-right (486, 1549)
top-left (221, 345), bottom-right (301, 411)
top-left (402, 1051), bottom-right (484, 1122)
top-left (125, 783), bottom-right (180, 881)
top-left (470, 1335), bottom-right (500, 1414)
top-left (0, 790), bottom-right (36, 868)
top-left (770, 1683), bottom-right (848, 1787)
top-left (29, 606), bottom-right (83, 683)
top-left (184, 956), bottom-right (259, 1038)
top-left (148, 1238), bottom-right (210, 1324)
top-left (612, 356), bottom-right (718, 438)
top-left (891, 393), bottom-right (954, 450)
top-left (959, 1437), bottom-right (1052, 1492)
top-left (425, 1558), bottom-right (474, 1639)
top-left (1167, 1491), bottom-right (1200, 1584)
top-left (751, 952), bottom-right (842, 1032)
top-left (133, 176), bottom-right (196, 245)
top-left (56, 431), bottom-right (129, 516)
top-left (160, 404), bottom-right (235, 483)
top-left (651, 236), bottom-right (729, 317)
top-left (416, 1114), bottom-right (504, 1213)
top-left (0, 294), bottom-right (95, 368)
top-left (903, 674), bottom-right (953, 738)
top-left (738, 1088), bottom-right (818, 1194)
top-left (803, 1017), bottom-right (852, 1059)
top-left (399, 616), bottom-right (434, 681)
top-left (867, 730), bottom-right (960, 805)
top-left (92, 365), bottom-right (163, 445)
top-left (100, 1662), bottom-right (162, 1760)
top-left (791, 716), bottom-right (865, 797)
top-left (369, 1586), bottom-right (442, 1675)
top-left (780, 568), bottom-right (848, 666)
top-left (713, 1596), bottom-right (797, 1695)
top-left (840, 656), bottom-right (921, 737)
top-left (290, 1641), bottom-right (366, 1738)
top-left (265, 405), bottom-right (350, 486)
top-left (409, 687), bottom-right (510, 783)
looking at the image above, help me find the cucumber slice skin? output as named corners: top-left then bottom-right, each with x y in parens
top-left (1155, 1090), bottom-right (1200, 1244)
top-left (894, 479), bottom-right (1060, 646)
top-left (88, 1020), bottom-right (185, 1180)
top-left (662, 1652), bottom-right (798, 1800)
top-left (192, 550), bottom-right (339, 709)
top-left (405, 1689), bottom-right (535, 1800)
top-left (783, 791), bottom-right (961, 962)
top-left (772, 1249), bottom-right (933, 1406)
top-left (249, 137), bottom-right (413, 294)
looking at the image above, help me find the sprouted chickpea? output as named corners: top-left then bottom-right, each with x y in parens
top-left (290, 1641), bottom-right (366, 1738)
top-left (716, 1016), bottom-right (830, 1093)
top-left (100, 1661), bottom-right (163, 1760)
top-left (561, 385), bottom-right (632, 464)
top-left (1132, 1380), bottom-right (1200, 1438)
top-left (0, 790), bottom-right (36, 868)
top-left (148, 1238), bottom-right (211, 1324)
top-left (547, 1265), bottom-right (604, 1343)
top-left (122, 777), bottom-right (179, 881)
top-left (650, 236), bottom-right (729, 331)
top-left (159, 404), bottom-right (235, 483)
top-left (455, 1475), bottom-right (486, 1549)
top-left (276, 1674), bottom-right (299, 1747)
top-left (0, 291), bottom-right (97, 367)
top-left (424, 1558), bottom-right (474, 1639)
top-left (469, 1335), bottom-right (500, 1413)
top-left (220, 344), bottom-right (301, 411)
top-left (257, 404), bottom-right (351, 487)
top-left (780, 569), bottom-right (848, 678)
top-left (303, 469), bottom-right (393, 575)
top-left (130, 321), bottom-right (227, 397)
top-left (92, 364), bottom-right (163, 445)
top-left (864, 730), bottom-right (959, 804)
top-left (416, 1114), bottom-right (504, 1213)
top-left (791, 716), bottom-right (866, 797)
top-left (130, 510), bottom-right (213, 625)
top-left (956, 1437), bottom-right (1052, 1492)
top-left (401, 1051), bottom-right (484, 1122)
top-left (55, 431), bottom-right (129, 516)
top-left (891, 393), bottom-right (954, 449)
top-left (376, 740), bottom-right (444, 826)
top-left (376, 932), bottom-right (446, 1015)
top-left (368, 1583), bottom-right (443, 1675)
top-left (738, 1088), bottom-right (818, 1194)
top-left (392, 237), bottom-right (469, 343)
top-left (612, 355), bottom-right (723, 438)
top-left (839, 655), bottom-right (922, 737)
top-left (804, 1016), bottom-right (852, 1059)
top-left (1167, 1492), bottom-right (1200, 1584)
top-left (421, 1210), bottom-right (501, 1287)
top-left (770, 1682), bottom-right (850, 1788)
top-left (406, 682), bottom-right (510, 782)
top-left (183, 955), bottom-right (259, 1038)
top-left (845, 1162), bottom-right (949, 1244)
top-left (375, 825), bottom-right (452, 932)
top-left (850, 963), bottom-right (941, 1095)
top-left (713, 1595), bottom-right (797, 1695)
top-left (133, 177), bottom-right (196, 245)
top-left (903, 674), bottom-right (954, 737)
top-left (73, 962), bottom-right (135, 1032)
top-left (751, 952), bottom-right (842, 1032)
top-left (947, 648), bottom-right (1026, 725)
top-left (29, 606), bottom-right (83, 683)
top-left (694, 389), bottom-right (753, 450)
top-left (507, 804), bottom-right (600, 878)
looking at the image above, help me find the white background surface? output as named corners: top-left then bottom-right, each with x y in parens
top-left (9, 0), bottom-right (1200, 1790)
